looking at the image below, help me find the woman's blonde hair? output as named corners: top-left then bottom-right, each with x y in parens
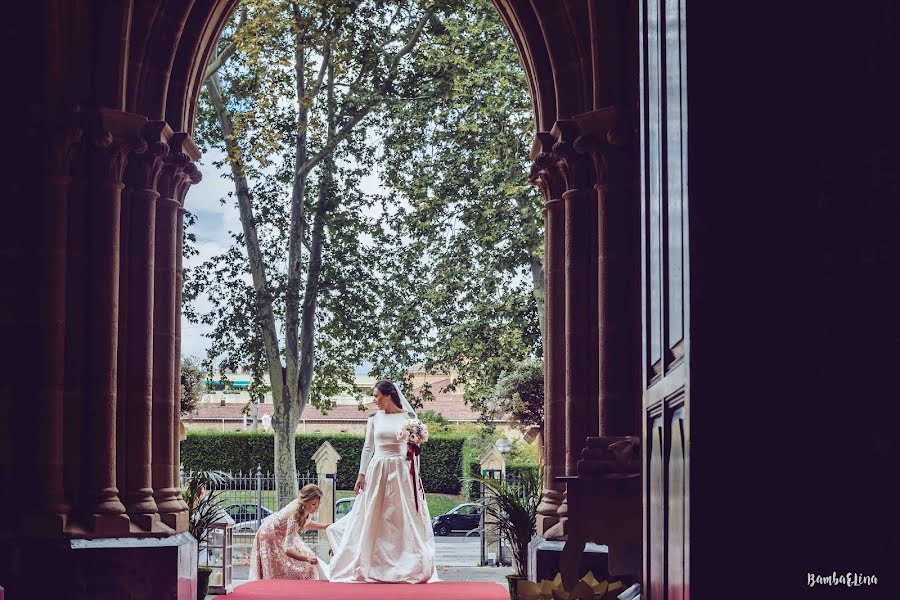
top-left (294, 483), bottom-right (324, 528)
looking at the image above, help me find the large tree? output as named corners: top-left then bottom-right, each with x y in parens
top-left (187, 0), bottom-right (540, 507)
top-left (371, 0), bottom-right (544, 410)
top-left (188, 0), bottom-right (453, 507)
top-left (179, 357), bottom-right (206, 416)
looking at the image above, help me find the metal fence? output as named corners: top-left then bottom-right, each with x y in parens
top-left (180, 465), bottom-right (321, 544)
top-left (479, 471), bottom-right (525, 566)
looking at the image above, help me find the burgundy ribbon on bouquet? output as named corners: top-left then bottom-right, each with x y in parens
top-left (407, 443), bottom-right (421, 512)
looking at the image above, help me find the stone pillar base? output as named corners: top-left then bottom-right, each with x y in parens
top-left (527, 538), bottom-right (608, 583)
top-left (0, 533), bottom-right (197, 599)
top-left (160, 510), bottom-right (188, 533)
top-left (90, 513), bottom-right (132, 536)
top-left (537, 514), bottom-right (560, 537)
top-left (128, 513), bottom-right (176, 536)
top-left (543, 516), bottom-right (567, 540)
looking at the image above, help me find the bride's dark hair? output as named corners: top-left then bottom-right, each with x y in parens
top-left (374, 380), bottom-right (403, 410)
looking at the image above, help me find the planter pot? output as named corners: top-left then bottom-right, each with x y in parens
top-left (506, 574), bottom-right (525, 600)
top-left (197, 566), bottom-right (213, 600)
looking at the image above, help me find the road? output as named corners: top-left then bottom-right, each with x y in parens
top-left (434, 534), bottom-right (481, 566)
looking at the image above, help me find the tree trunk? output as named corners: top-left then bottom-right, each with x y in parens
top-left (274, 408), bottom-right (299, 507)
top-left (284, 13), bottom-right (310, 423)
top-left (206, 73), bottom-right (297, 506)
top-left (298, 53), bottom-right (336, 406)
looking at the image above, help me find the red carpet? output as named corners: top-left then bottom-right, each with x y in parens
top-left (228, 580), bottom-right (508, 599)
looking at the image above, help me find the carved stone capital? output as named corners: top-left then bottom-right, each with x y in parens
top-left (158, 153), bottom-right (188, 200)
top-left (158, 132), bottom-right (201, 203)
top-left (177, 162), bottom-right (202, 205)
top-left (82, 108), bottom-right (147, 184)
top-left (573, 134), bottom-right (609, 187)
top-left (544, 107), bottom-right (631, 194)
top-left (123, 121), bottom-right (172, 191)
top-left (528, 132), bottom-right (564, 203)
top-left (551, 120), bottom-right (596, 191)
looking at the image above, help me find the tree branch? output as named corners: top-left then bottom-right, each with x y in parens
top-left (284, 7), bottom-right (307, 411)
top-left (307, 42), bottom-right (332, 107)
top-left (203, 6), bottom-right (248, 84)
top-left (295, 7), bottom-right (436, 180)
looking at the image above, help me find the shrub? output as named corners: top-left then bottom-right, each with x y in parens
top-left (180, 431), bottom-right (466, 494)
top-left (418, 409), bottom-right (448, 425)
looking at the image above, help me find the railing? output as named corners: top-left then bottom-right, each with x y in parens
top-left (179, 465), bottom-right (320, 544)
top-left (480, 472), bottom-right (525, 566)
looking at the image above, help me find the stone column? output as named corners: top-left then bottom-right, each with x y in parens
top-left (152, 153), bottom-right (186, 530)
top-left (578, 132), bottom-right (636, 438)
top-left (83, 109), bottom-right (145, 535)
top-left (16, 110), bottom-right (82, 534)
top-left (529, 133), bottom-right (567, 538)
top-left (552, 120), bottom-right (603, 536)
top-left (115, 162), bottom-right (131, 518)
top-left (173, 137), bottom-right (201, 516)
top-left (121, 121), bottom-right (171, 531)
top-left (63, 129), bottom-right (89, 528)
top-left (554, 121), bottom-right (601, 473)
top-left (172, 203), bottom-right (188, 512)
top-left (152, 133), bottom-right (198, 532)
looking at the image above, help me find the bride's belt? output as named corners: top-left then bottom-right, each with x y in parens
top-left (373, 442), bottom-right (407, 459)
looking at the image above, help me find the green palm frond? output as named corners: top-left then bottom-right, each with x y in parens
top-left (181, 469), bottom-right (231, 553)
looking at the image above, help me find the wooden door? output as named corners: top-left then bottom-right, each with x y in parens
top-left (640, 0), bottom-right (689, 597)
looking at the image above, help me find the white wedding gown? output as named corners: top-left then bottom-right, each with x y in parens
top-left (321, 410), bottom-right (440, 583)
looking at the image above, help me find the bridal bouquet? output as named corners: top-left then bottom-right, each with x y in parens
top-left (398, 417), bottom-right (429, 513)
top-left (397, 417), bottom-right (429, 447)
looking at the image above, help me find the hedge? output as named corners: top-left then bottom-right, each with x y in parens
top-left (180, 431), bottom-right (466, 495)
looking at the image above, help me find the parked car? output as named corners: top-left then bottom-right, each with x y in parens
top-left (432, 502), bottom-right (482, 536)
top-left (335, 497), bottom-right (354, 521)
top-left (224, 503), bottom-right (273, 533)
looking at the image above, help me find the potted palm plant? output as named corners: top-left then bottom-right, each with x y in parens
top-left (182, 470), bottom-right (230, 600)
top-left (470, 467), bottom-right (543, 600)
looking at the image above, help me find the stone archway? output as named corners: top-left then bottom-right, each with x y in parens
top-left (0, 1), bottom-right (644, 597)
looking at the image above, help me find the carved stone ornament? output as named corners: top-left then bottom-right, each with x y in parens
top-left (123, 121), bottom-right (172, 191)
top-left (158, 132), bottom-right (201, 202)
top-left (577, 435), bottom-right (641, 477)
top-left (83, 108), bottom-right (148, 184)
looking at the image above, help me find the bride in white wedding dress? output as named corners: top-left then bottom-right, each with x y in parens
top-left (319, 380), bottom-right (439, 583)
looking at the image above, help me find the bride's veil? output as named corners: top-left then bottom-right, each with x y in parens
top-left (395, 380), bottom-right (416, 417)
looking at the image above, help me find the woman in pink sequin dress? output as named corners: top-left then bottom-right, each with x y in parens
top-left (248, 483), bottom-right (330, 581)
